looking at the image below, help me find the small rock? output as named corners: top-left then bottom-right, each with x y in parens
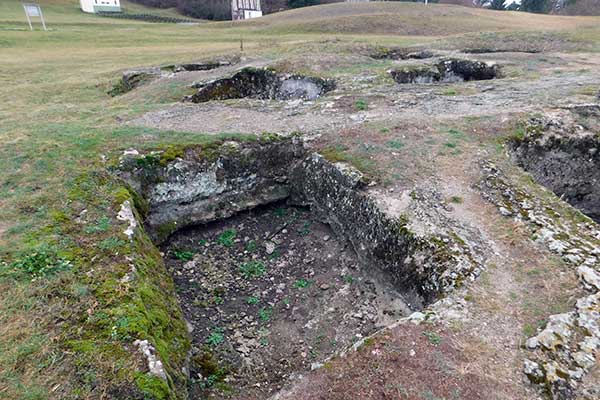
top-left (311, 362), bottom-right (324, 370)
top-left (320, 283), bottom-right (330, 291)
top-left (265, 241), bottom-right (276, 255)
top-left (577, 265), bottom-right (600, 291)
top-left (523, 359), bottom-right (544, 384)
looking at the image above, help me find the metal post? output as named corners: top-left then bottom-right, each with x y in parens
top-left (39, 6), bottom-right (47, 31)
top-left (23, 4), bottom-right (33, 30)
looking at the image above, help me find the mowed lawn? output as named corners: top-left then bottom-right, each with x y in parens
top-left (1, 0), bottom-right (600, 398)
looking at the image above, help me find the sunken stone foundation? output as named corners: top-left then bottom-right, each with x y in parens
top-left (117, 138), bottom-right (478, 398)
top-left (187, 67), bottom-right (336, 102)
top-left (509, 106), bottom-right (600, 222)
top-left (390, 58), bottom-right (500, 84)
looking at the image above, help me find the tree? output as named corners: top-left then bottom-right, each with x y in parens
top-left (287, 0), bottom-right (319, 8)
top-left (176, 0), bottom-right (231, 20)
top-left (521, 0), bottom-right (550, 12)
top-left (489, 0), bottom-right (507, 8)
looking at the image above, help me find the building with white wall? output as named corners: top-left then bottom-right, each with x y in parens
top-left (231, 0), bottom-right (262, 20)
top-left (80, 0), bottom-right (121, 13)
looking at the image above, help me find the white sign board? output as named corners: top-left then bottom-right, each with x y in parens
top-left (25, 5), bottom-right (40, 16)
top-left (23, 3), bottom-right (47, 31)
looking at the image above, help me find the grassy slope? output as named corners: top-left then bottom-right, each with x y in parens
top-left (233, 2), bottom-right (600, 35)
top-left (0, 0), bottom-right (600, 398)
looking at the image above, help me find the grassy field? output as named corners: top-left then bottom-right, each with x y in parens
top-left (1, 0), bottom-right (600, 398)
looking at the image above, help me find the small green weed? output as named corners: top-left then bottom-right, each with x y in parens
top-left (293, 279), bottom-right (311, 289)
top-left (258, 307), bottom-right (273, 323)
top-left (239, 261), bottom-right (266, 279)
top-left (273, 207), bottom-right (287, 217)
top-left (245, 240), bottom-right (257, 252)
top-left (386, 140), bottom-right (404, 150)
top-left (423, 331), bottom-right (442, 346)
top-left (444, 142), bottom-right (458, 149)
top-left (449, 196), bottom-right (463, 204)
top-left (355, 99), bottom-right (368, 111)
top-left (84, 216), bottom-right (111, 234)
top-left (298, 221), bottom-right (311, 236)
top-left (217, 229), bottom-right (237, 247)
top-left (97, 237), bottom-right (127, 251)
top-left (173, 250), bottom-right (194, 261)
top-left (213, 296), bottom-right (224, 305)
top-left (8, 249), bottom-right (72, 279)
top-left (246, 296), bottom-right (259, 305)
top-left (442, 88), bottom-right (457, 96)
top-left (206, 328), bottom-right (225, 347)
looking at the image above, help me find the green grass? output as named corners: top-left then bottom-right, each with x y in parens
top-left (239, 261), bottom-right (266, 279)
top-left (216, 229), bottom-right (237, 247)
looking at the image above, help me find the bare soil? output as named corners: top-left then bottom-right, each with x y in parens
top-left (162, 204), bottom-right (412, 399)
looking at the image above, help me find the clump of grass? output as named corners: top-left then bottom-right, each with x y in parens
top-left (423, 331), bottom-right (442, 345)
top-left (508, 126), bottom-right (526, 142)
top-left (217, 229), bottom-right (237, 247)
top-left (273, 207), bottom-right (287, 217)
top-left (84, 216), bottom-right (111, 234)
top-left (443, 141), bottom-right (458, 149)
top-left (355, 99), bottom-right (368, 111)
top-left (442, 88), bottom-right (457, 96)
top-left (245, 240), bottom-right (257, 252)
top-left (293, 279), bottom-right (311, 289)
top-left (386, 140), bottom-right (404, 150)
top-left (7, 249), bottom-right (72, 279)
top-left (173, 249), bottom-right (194, 261)
top-left (448, 196), bottom-right (463, 204)
top-left (97, 237), bottom-right (127, 251)
top-left (239, 261), bottom-right (266, 279)
top-left (206, 328), bottom-right (225, 347)
top-left (258, 307), bottom-right (273, 323)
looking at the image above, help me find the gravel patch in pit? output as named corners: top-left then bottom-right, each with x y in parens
top-left (162, 203), bottom-right (411, 399)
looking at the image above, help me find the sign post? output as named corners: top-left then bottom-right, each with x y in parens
top-left (23, 3), bottom-right (47, 31)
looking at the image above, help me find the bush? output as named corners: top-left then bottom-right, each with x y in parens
top-left (288, 0), bottom-right (319, 8)
top-left (176, 0), bottom-right (231, 20)
top-left (520, 0), bottom-right (550, 13)
top-left (127, 0), bottom-right (178, 8)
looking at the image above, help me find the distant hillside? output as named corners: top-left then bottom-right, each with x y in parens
top-left (230, 2), bottom-right (599, 35)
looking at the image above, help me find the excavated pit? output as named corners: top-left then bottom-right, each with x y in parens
top-left (118, 138), bottom-right (470, 398)
top-left (186, 67), bottom-right (336, 103)
top-left (390, 58), bottom-right (500, 84)
top-left (509, 106), bottom-right (600, 222)
top-left (163, 202), bottom-right (411, 398)
top-left (369, 46), bottom-right (435, 60)
top-left (109, 61), bottom-right (232, 96)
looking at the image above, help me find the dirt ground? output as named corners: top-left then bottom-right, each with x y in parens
top-left (163, 204), bottom-right (412, 399)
